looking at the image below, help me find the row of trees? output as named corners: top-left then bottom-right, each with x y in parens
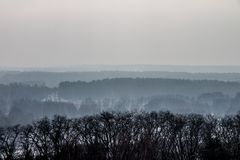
top-left (58, 78), bottom-right (240, 99)
top-left (1, 111), bottom-right (240, 160)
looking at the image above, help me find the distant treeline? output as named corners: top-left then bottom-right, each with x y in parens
top-left (2, 71), bottom-right (240, 87)
top-left (1, 78), bottom-right (240, 101)
top-left (2, 92), bottom-right (240, 126)
top-left (58, 78), bottom-right (240, 98)
top-left (1, 78), bottom-right (240, 125)
top-left (1, 112), bottom-right (240, 160)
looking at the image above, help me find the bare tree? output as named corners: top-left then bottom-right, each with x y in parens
top-left (0, 125), bottom-right (20, 160)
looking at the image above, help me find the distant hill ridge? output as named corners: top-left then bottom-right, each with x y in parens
top-left (1, 71), bottom-right (240, 87)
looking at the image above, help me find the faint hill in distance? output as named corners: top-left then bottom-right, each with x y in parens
top-left (1, 65), bottom-right (240, 73)
top-left (1, 65), bottom-right (240, 87)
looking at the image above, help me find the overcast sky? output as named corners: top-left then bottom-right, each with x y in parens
top-left (0, 0), bottom-right (240, 68)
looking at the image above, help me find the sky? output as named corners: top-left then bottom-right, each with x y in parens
top-left (0, 0), bottom-right (240, 68)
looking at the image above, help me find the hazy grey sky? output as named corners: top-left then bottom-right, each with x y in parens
top-left (0, 0), bottom-right (240, 67)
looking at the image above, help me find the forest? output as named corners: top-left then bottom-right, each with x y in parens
top-left (2, 71), bottom-right (240, 87)
top-left (0, 76), bottom-right (240, 159)
top-left (1, 78), bottom-right (240, 125)
top-left (1, 111), bottom-right (240, 160)
top-left (2, 0), bottom-right (240, 159)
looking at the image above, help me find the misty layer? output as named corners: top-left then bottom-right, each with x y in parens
top-left (0, 78), bottom-right (240, 125)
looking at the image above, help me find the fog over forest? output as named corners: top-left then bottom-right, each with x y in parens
top-left (0, 69), bottom-right (240, 126)
top-left (1, 0), bottom-right (240, 159)
top-left (1, 69), bottom-right (240, 160)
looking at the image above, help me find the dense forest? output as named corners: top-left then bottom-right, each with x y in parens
top-left (1, 78), bottom-right (240, 125)
top-left (1, 111), bottom-right (240, 160)
top-left (0, 76), bottom-right (239, 159)
top-left (58, 78), bottom-right (240, 98)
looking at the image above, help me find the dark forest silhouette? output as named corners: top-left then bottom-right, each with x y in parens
top-left (1, 111), bottom-right (240, 160)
